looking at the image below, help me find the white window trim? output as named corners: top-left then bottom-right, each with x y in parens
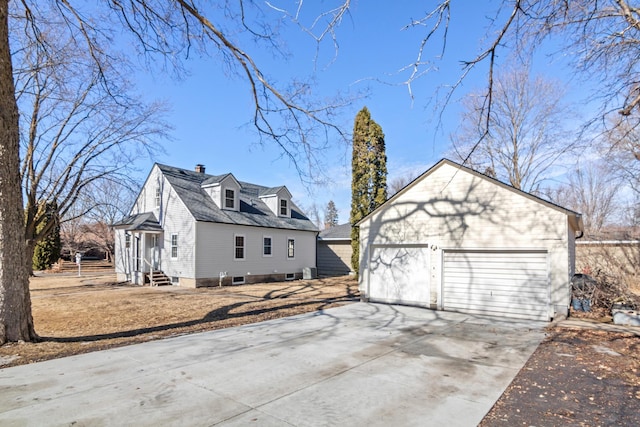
top-left (234, 234), bottom-right (246, 260)
top-left (279, 198), bottom-right (288, 216)
top-left (263, 235), bottom-right (273, 257)
top-left (287, 237), bottom-right (295, 260)
top-left (224, 188), bottom-right (236, 210)
top-left (170, 233), bottom-right (178, 259)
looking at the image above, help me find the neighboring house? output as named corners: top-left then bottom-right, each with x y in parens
top-left (357, 159), bottom-right (584, 321)
top-left (317, 223), bottom-right (353, 276)
top-left (113, 163), bottom-right (317, 287)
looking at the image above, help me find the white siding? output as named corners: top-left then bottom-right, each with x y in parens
top-left (128, 165), bottom-right (197, 279)
top-left (114, 228), bottom-right (131, 281)
top-left (195, 222), bottom-right (316, 279)
top-left (359, 162), bottom-right (573, 317)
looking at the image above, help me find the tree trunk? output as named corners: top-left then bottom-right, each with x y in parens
top-left (0, 0), bottom-right (37, 345)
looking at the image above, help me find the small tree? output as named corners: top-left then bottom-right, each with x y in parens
top-left (350, 107), bottom-right (387, 274)
top-left (324, 200), bottom-right (339, 228)
top-left (31, 201), bottom-right (61, 271)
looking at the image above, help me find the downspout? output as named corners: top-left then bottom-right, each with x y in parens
top-left (575, 214), bottom-right (584, 240)
top-left (314, 230), bottom-right (319, 274)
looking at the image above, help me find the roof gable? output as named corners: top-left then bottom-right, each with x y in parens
top-left (259, 186), bottom-right (292, 199)
top-left (358, 158), bottom-right (583, 232)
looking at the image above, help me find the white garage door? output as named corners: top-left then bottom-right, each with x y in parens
top-left (367, 245), bottom-right (430, 306)
top-left (443, 250), bottom-right (550, 321)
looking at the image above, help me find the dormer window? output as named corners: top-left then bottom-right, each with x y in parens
top-left (225, 189), bottom-right (235, 209)
top-left (280, 199), bottom-right (288, 216)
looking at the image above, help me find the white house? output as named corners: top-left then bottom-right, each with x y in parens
top-left (113, 163), bottom-right (318, 287)
top-left (357, 159), bottom-right (584, 321)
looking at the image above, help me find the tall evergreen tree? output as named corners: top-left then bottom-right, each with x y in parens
top-left (324, 200), bottom-right (339, 228)
top-left (350, 107), bottom-right (387, 274)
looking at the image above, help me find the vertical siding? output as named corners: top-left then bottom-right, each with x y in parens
top-left (359, 162), bottom-right (573, 314)
top-left (195, 222), bottom-right (316, 279)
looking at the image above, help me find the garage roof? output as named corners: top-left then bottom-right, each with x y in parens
top-left (357, 158), bottom-right (584, 233)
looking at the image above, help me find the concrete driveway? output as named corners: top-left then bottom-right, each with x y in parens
top-left (0, 303), bottom-right (545, 426)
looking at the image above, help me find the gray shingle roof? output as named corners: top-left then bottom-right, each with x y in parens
top-left (112, 212), bottom-right (162, 232)
top-left (157, 163), bottom-right (317, 232)
top-left (318, 223), bottom-right (351, 240)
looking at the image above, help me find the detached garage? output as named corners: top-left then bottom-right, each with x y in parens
top-left (357, 159), bottom-right (584, 321)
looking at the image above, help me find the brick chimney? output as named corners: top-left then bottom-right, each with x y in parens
top-left (195, 164), bottom-right (206, 173)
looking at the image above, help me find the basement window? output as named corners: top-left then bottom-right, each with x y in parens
top-left (171, 276), bottom-right (179, 285)
top-left (285, 273), bottom-right (295, 281)
top-left (232, 276), bottom-right (245, 285)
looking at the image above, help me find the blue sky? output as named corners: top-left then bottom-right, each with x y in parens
top-left (132, 2), bottom-right (575, 226)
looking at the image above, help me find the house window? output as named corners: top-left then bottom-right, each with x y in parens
top-left (171, 234), bottom-right (178, 259)
top-left (280, 199), bottom-right (288, 216)
top-left (232, 276), bottom-right (245, 285)
top-left (235, 235), bottom-right (245, 260)
top-left (155, 186), bottom-right (161, 208)
top-left (225, 189), bottom-right (235, 209)
top-left (125, 233), bottom-right (130, 249)
top-left (263, 236), bottom-right (272, 256)
top-left (285, 273), bottom-right (295, 280)
top-left (287, 238), bottom-right (295, 259)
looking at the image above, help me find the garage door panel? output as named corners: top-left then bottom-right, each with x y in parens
top-left (444, 287), bottom-right (548, 299)
top-left (368, 245), bottom-right (430, 305)
top-left (443, 250), bottom-right (550, 321)
top-left (449, 306), bottom-right (549, 321)
top-left (443, 279), bottom-right (549, 293)
top-left (443, 274), bottom-right (549, 286)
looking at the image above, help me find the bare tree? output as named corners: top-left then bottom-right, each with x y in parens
top-left (602, 114), bottom-right (640, 196)
top-left (403, 1), bottom-right (640, 135)
top-left (388, 171), bottom-right (420, 196)
top-left (78, 178), bottom-right (138, 262)
top-left (1, 0), bottom-right (33, 344)
top-left (562, 162), bottom-right (622, 236)
top-left (0, 1), bottom-right (352, 344)
top-left (449, 67), bottom-right (573, 193)
top-left (299, 201), bottom-right (322, 230)
top-left (14, 21), bottom-right (168, 276)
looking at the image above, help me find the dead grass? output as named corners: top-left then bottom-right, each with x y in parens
top-left (0, 272), bottom-right (359, 368)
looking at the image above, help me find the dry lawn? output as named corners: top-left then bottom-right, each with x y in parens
top-left (0, 272), bottom-right (359, 368)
